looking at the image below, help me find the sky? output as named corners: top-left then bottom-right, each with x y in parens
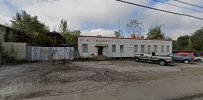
top-left (0, 0), bottom-right (203, 40)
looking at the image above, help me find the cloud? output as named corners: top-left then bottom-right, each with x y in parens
top-left (8, 0), bottom-right (149, 31)
top-left (0, 15), bottom-right (11, 25)
top-left (137, 0), bottom-right (203, 40)
top-left (1, 0), bottom-right (203, 39)
top-left (81, 28), bottom-right (115, 37)
top-left (0, 1), bottom-right (12, 25)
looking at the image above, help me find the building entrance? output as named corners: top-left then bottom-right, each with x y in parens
top-left (98, 47), bottom-right (103, 55)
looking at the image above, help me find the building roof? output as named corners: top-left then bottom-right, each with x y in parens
top-left (79, 36), bottom-right (172, 41)
top-left (46, 32), bottom-right (62, 36)
top-left (46, 32), bottom-right (67, 46)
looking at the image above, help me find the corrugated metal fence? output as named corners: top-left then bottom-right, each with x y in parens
top-left (27, 46), bottom-right (74, 61)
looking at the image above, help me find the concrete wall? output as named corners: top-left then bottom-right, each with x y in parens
top-left (27, 46), bottom-right (74, 61)
top-left (0, 26), bottom-right (6, 42)
top-left (78, 36), bottom-right (173, 58)
top-left (2, 42), bottom-right (27, 61)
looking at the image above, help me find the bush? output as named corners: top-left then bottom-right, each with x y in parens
top-left (77, 57), bottom-right (93, 61)
top-left (77, 56), bottom-right (112, 61)
top-left (1, 51), bottom-right (18, 64)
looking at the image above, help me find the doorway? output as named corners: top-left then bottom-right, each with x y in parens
top-left (98, 47), bottom-right (103, 55)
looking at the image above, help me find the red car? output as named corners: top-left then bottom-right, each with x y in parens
top-left (175, 52), bottom-right (195, 64)
top-left (176, 52), bottom-right (195, 60)
top-left (175, 51), bottom-right (202, 62)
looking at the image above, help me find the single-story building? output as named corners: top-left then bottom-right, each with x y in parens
top-left (46, 32), bottom-right (67, 46)
top-left (0, 24), bottom-right (16, 42)
top-left (78, 36), bottom-right (172, 58)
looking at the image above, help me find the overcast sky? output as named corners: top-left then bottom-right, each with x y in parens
top-left (0, 0), bottom-right (203, 39)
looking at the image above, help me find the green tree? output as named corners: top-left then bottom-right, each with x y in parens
top-left (172, 40), bottom-right (181, 50)
top-left (114, 30), bottom-right (123, 38)
top-left (176, 35), bottom-right (190, 50)
top-left (64, 30), bottom-right (81, 48)
top-left (59, 19), bottom-right (68, 36)
top-left (11, 10), bottom-right (49, 34)
top-left (126, 19), bottom-right (143, 38)
top-left (57, 19), bottom-right (80, 48)
top-left (11, 10), bottom-right (53, 46)
top-left (147, 25), bottom-right (165, 39)
top-left (191, 28), bottom-right (203, 51)
top-left (130, 33), bottom-right (136, 38)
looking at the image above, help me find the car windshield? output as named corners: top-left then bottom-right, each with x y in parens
top-left (167, 53), bottom-right (175, 57)
top-left (188, 53), bottom-right (193, 57)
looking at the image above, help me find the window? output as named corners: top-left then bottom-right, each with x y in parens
top-left (178, 54), bottom-right (187, 57)
top-left (161, 46), bottom-right (164, 53)
top-left (148, 45), bottom-right (151, 53)
top-left (134, 45), bottom-right (138, 53)
top-left (120, 45), bottom-right (124, 53)
top-left (188, 53), bottom-right (193, 57)
top-left (167, 46), bottom-right (170, 53)
top-left (82, 44), bottom-right (88, 53)
top-left (141, 45), bottom-right (145, 53)
top-left (112, 45), bottom-right (116, 52)
top-left (154, 45), bottom-right (158, 52)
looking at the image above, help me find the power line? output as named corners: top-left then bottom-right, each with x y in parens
top-left (152, 0), bottom-right (202, 12)
top-left (173, 0), bottom-right (203, 9)
top-left (115, 0), bottom-right (203, 20)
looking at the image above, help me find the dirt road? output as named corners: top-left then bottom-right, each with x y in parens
top-left (0, 61), bottom-right (203, 100)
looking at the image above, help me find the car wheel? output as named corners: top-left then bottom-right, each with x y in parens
top-left (159, 60), bottom-right (166, 66)
top-left (184, 60), bottom-right (190, 64)
top-left (197, 59), bottom-right (202, 62)
top-left (135, 57), bottom-right (140, 62)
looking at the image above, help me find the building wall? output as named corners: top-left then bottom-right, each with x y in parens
top-left (0, 26), bottom-right (6, 42)
top-left (2, 42), bottom-right (27, 60)
top-left (78, 36), bottom-right (172, 58)
top-left (0, 25), bottom-right (15, 42)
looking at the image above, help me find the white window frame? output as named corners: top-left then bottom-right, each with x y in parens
top-left (134, 45), bottom-right (138, 53)
top-left (112, 45), bottom-right (116, 53)
top-left (120, 45), bottom-right (124, 53)
top-left (82, 44), bottom-right (88, 53)
top-left (167, 46), bottom-right (170, 53)
top-left (161, 46), bottom-right (165, 53)
top-left (148, 45), bottom-right (151, 53)
top-left (141, 45), bottom-right (145, 53)
top-left (154, 45), bottom-right (158, 53)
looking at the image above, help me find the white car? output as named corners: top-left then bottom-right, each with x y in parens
top-left (195, 57), bottom-right (203, 62)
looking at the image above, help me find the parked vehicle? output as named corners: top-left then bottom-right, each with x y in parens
top-left (194, 57), bottom-right (202, 62)
top-left (134, 52), bottom-right (173, 66)
top-left (194, 52), bottom-right (202, 62)
top-left (174, 52), bottom-right (194, 64)
top-left (173, 51), bottom-right (202, 63)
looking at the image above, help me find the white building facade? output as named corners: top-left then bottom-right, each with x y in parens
top-left (78, 36), bottom-right (172, 58)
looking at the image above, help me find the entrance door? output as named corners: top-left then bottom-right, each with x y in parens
top-left (98, 47), bottom-right (103, 55)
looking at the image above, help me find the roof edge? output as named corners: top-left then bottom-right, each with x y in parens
top-left (79, 36), bottom-right (172, 41)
